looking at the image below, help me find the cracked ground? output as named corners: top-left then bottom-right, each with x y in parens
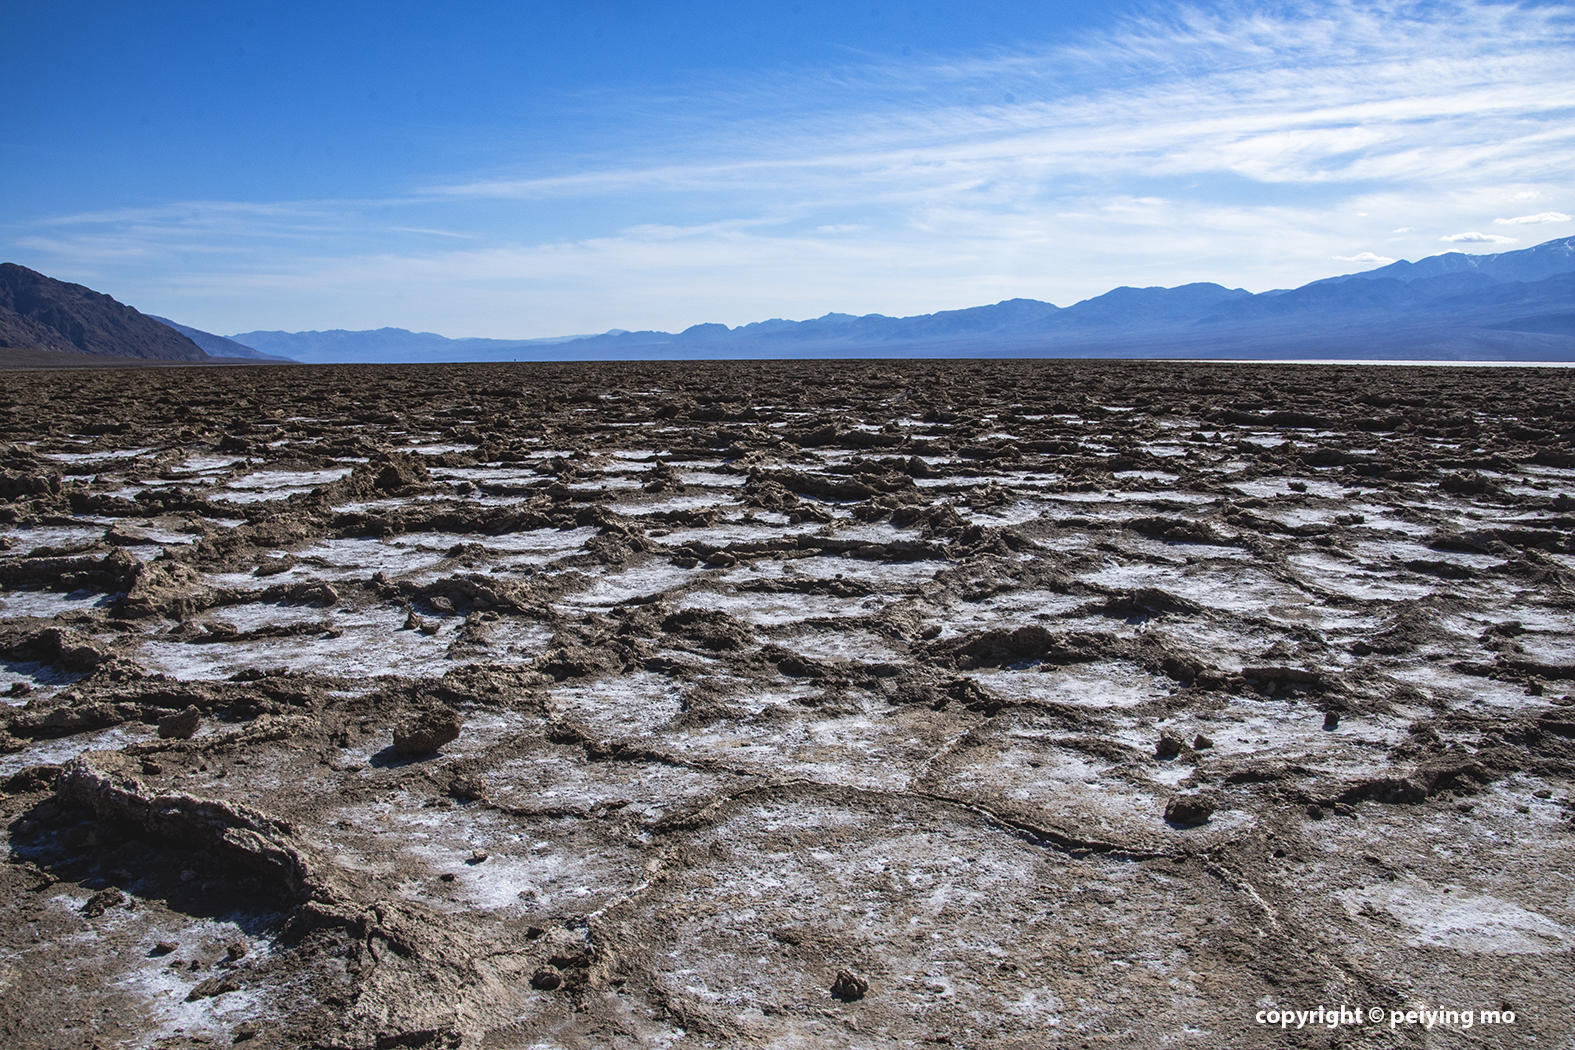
top-left (0, 359), bottom-right (1572, 1049)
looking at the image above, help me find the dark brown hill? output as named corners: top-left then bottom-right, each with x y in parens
top-left (0, 263), bottom-right (209, 361)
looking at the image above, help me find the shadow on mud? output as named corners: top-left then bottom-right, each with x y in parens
top-left (6, 792), bottom-right (292, 937)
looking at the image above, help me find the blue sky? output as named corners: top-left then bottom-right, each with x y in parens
top-left (3, 0), bottom-right (1573, 338)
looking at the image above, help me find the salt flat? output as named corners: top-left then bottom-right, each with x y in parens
top-left (0, 359), bottom-right (1571, 1049)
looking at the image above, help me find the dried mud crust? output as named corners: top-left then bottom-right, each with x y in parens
top-left (0, 359), bottom-right (1572, 1049)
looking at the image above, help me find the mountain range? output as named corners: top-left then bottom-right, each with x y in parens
top-left (2, 236), bottom-right (1572, 365)
top-left (0, 263), bottom-right (208, 362)
top-left (228, 235), bottom-right (1575, 363)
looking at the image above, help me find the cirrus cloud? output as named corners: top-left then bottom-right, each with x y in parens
top-left (1493, 211), bottom-right (1572, 225)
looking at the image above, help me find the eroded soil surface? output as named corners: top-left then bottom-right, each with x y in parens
top-left (0, 360), bottom-right (1572, 1048)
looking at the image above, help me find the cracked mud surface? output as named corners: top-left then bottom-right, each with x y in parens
top-left (1, 359), bottom-right (1573, 1048)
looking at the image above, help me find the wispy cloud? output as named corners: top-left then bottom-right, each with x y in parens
top-left (1334, 251), bottom-right (1394, 265)
top-left (1441, 231), bottom-right (1517, 244)
top-left (1494, 211), bottom-right (1572, 225)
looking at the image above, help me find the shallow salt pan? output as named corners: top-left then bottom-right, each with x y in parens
top-left (39, 447), bottom-right (153, 464)
top-left (558, 562), bottom-right (700, 612)
top-left (485, 748), bottom-right (740, 824)
top-left (0, 723), bottom-right (156, 777)
top-left (770, 626), bottom-right (902, 663)
top-left (315, 794), bottom-right (645, 917)
top-left (565, 477), bottom-right (644, 493)
top-left (169, 453), bottom-right (245, 474)
top-left (393, 526), bottom-right (598, 560)
top-left (677, 589), bottom-right (883, 625)
top-left (0, 588), bottom-right (116, 619)
top-left (610, 494), bottom-right (736, 515)
top-left (223, 467), bottom-right (351, 490)
top-left (824, 522), bottom-right (926, 544)
top-left (679, 471), bottom-right (745, 487)
top-left (1, 524), bottom-right (107, 552)
top-left (1228, 478), bottom-right (1351, 499)
top-left (655, 520), bottom-right (820, 547)
top-left (964, 662), bottom-right (1171, 708)
top-left (1381, 662), bottom-right (1549, 712)
top-left (1286, 552), bottom-right (1439, 602)
top-left (429, 466), bottom-right (544, 484)
top-left (1337, 879), bottom-right (1571, 954)
top-left (1080, 561), bottom-right (1309, 614)
top-left (212, 468), bottom-right (351, 503)
top-left (665, 704), bottom-right (950, 791)
top-left (930, 589), bottom-right (1090, 639)
top-left (136, 604), bottom-right (547, 680)
top-left (0, 660), bottom-right (84, 704)
top-left (550, 670), bottom-right (684, 737)
top-left (772, 555), bottom-right (943, 588)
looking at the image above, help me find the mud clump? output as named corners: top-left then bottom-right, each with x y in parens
top-left (81, 886), bottom-right (127, 917)
top-left (156, 704), bottom-right (202, 739)
top-left (830, 969), bottom-right (869, 1001)
top-left (1165, 793), bottom-right (1217, 827)
top-left (393, 709), bottom-right (463, 757)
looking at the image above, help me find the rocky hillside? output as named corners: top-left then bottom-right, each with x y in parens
top-left (0, 264), bottom-right (209, 361)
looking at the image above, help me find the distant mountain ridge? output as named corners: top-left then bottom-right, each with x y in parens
top-left (0, 263), bottom-right (209, 361)
top-left (146, 316), bottom-right (288, 361)
top-left (5, 236), bottom-right (1573, 365)
top-left (228, 327), bottom-right (592, 365)
top-left (227, 235), bottom-right (1575, 363)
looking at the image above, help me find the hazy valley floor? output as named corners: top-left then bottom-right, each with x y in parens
top-left (0, 359), bottom-right (1572, 1048)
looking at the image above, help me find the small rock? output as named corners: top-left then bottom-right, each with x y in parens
top-left (253, 556), bottom-right (296, 577)
top-left (1164, 793), bottom-right (1216, 827)
top-left (1192, 734), bottom-right (1214, 750)
top-left (186, 975), bottom-right (240, 1001)
top-left (1322, 710), bottom-right (1340, 731)
top-left (530, 966), bottom-right (563, 991)
top-left (830, 969), bottom-right (868, 1002)
top-left (1307, 803), bottom-right (1327, 820)
top-left (466, 849), bottom-right (489, 865)
top-left (284, 580), bottom-right (338, 607)
top-left (1155, 731), bottom-right (1185, 759)
top-left (403, 610), bottom-right (427, 632)
top-left (158, 705), bottom-right (202, 740)
top-left (150, 941), bottom-right (178, 957)
top-left (392, 709), bottom-right (463, 757)
top-left (82, 887), bottom-right (127, 917)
